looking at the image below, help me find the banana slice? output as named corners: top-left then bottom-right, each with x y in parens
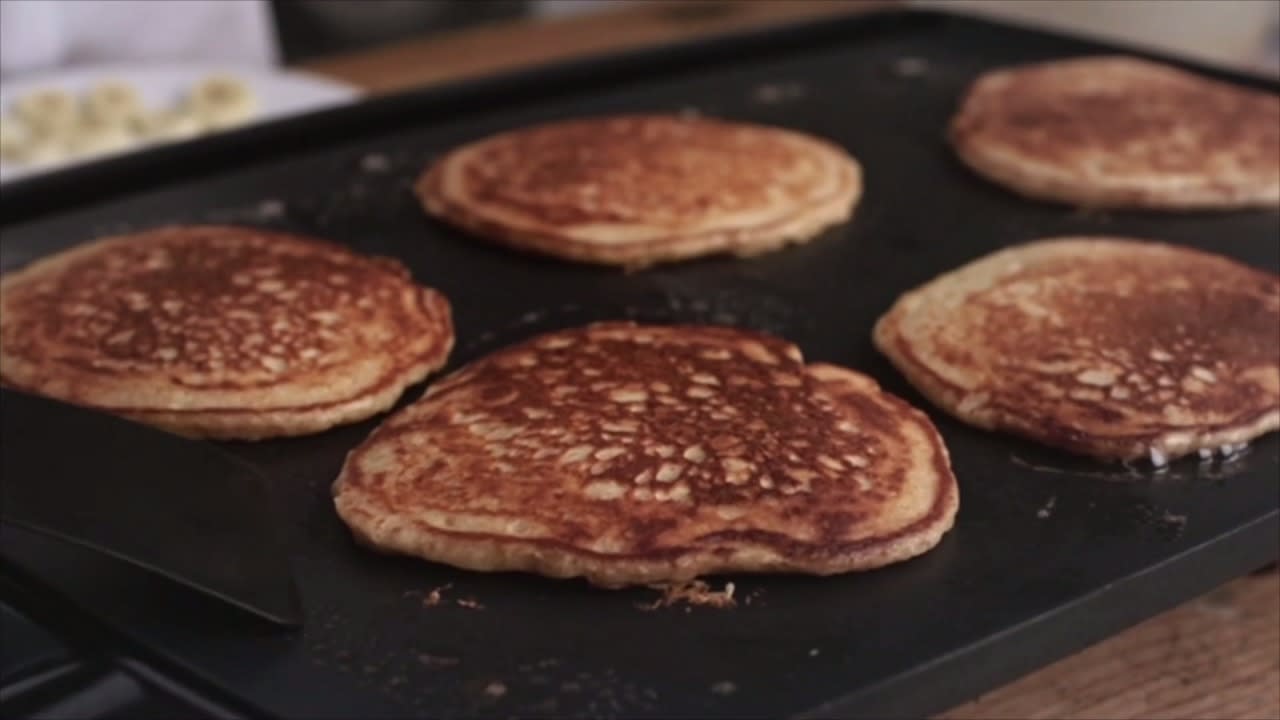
top-left (12, 89), bottom-right (79, 133)
top-left (62, 119), bottom-right (134, 159)
top-left (1, 126), bottom-right (69, 167)
top-left (0, 115), bottom-right (25, 153)
top-left (84, 80), bottom-right (143, 126)
top-left (0, 116), bottom-right (28, 164)
top-left (132, 107), bottom-right (204, 142)
top-left (185, 74), bottom-right (256, 130)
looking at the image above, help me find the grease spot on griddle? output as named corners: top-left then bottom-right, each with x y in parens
top-left (483, 681), bottom-right (507, 698)
top-left (1135, 504), bottom-right (1190, 541)
top-left (1036, 495), bottom-right (1057, 519)
top-left (710, 680), bottom-right (737, 696)
top-left (199, 199), bottom-right (286, 225)
top-left (1161, 510), bottom-right (1188, 534)
top-left (892, 57), bottom-right (930, 77)
top-left (1009, 451), bottom-right (1253, 484)
top-left (751, 81), bottom-right (807, 104)
top-left (418, 653), bottom-right (461, 669)
top-left (361, 153), bottom-right (391, 173)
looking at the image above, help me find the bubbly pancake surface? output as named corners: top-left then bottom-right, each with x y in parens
top-left (0, 225), bottom-right (453, 439)
top-left (875, 238), bottom-right (1280, 461)
top-left (333, 322), bottom-right (956, 586)
top-left (418, 114), bottom-right (862, 267)
top-left (950, 56), bottom-right (1280, 209)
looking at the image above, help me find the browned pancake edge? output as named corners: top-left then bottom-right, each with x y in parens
top-left (950, 56), bottom-right (1280, 210)
top-left (0, 225), bottom-right (455, 439)
top-left (875, 238), bottom-right (1280, 461)
top-left (417, 115), bottom-right (862, 268)
top-left (334, 322), bottom-right (957, 586)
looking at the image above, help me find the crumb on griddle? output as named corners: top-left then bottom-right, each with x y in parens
top-left (484, 681), bottom-right (507, 698)
top-left (1036, 495), bottom-right (1057, 519)
top-left (892, 57), bottom-right (929, 77)
top-left (637, 580), bottom-right (736, 610)
top-left (422, 582), bottom-right (453, 607)
top-left (710, 680), bottom-right (737, 696)
top-left (256, 199), bottom-right (285, 219)
top-left (417, 653), bottom-right (460, 668)
top-left (751, 82), bottom-right (807, 104)
top-left (361, 152), bottom-right (391, 173)
top-left (456, 597), bottom-right (485, 610)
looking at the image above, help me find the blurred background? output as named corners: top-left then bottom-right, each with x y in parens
top-left (2, 0), bottom-right (1277, 75)
top-left (2, 0), bottom-right (1277, 180)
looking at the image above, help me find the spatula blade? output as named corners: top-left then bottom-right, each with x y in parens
top-left (0, 389), bottom-right (301, 627)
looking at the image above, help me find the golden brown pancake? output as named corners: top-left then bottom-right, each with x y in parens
top-left (416, 115), bottom-right (862, 268)
top-left (333, 322), bottom-right (956, 586)
top-left (950, 56), bottom-right (1280, 209)
top-left (874, 238), bottom-right (1280, 462)
top-left (0, 225), bottom-right (453, 439)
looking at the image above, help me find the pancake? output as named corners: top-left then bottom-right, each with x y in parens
top-left (874, 238), bottom-right (1280, 462)
top-left (0, 225), bottom-right (454, 439)
top-left (950, 56), bottom-right (1280, 209)
top-left (416, 114), bottom-right (862, 268)
top-left (333, 322), bottom-right (956, 587)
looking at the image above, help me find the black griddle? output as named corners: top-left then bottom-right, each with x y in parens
top-left (1, 9), bottom-right (1277, 719)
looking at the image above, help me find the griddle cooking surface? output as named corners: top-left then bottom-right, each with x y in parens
top-left (1, 10), bottom-right (1277, 719)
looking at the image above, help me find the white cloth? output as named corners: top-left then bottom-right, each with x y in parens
top-left (1, 0), bottom-right (278, 78)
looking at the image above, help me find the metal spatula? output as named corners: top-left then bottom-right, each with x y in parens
top-left (0, 389), bottom-right (301, 627)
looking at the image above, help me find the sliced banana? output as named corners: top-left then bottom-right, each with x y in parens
top-left (132, 107), bottom-right (204, 142)
top-left (0, 115), bottom-right (25, 152)
top-left (3, 72), bottom-right (259, 168)
top-left (62, 119), bottom-right (134, 159)
top-left (0, 116), bottom-right (29, 163)
top-left (12, 88), bottom-right (79, 133)
top-left (185, 74), bottom-right (256, 130)
top-left (1, 126), bottom-right (69, 167)
top-left (84, 80), bottom-right (143, 126)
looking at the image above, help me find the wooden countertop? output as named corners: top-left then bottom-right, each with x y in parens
top-left (942, 570), bottom-right (1278, 720)
top-left (304, 3), bottom-right (1280, 718)
top-left (302, 0), bottom-right (888, 94)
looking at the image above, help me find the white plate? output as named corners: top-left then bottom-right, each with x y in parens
top-left (0, 63), bottom-right (361, 184)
